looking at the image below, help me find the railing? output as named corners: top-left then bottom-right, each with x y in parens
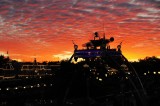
top-left (21, 65), bottom-right (51, 71)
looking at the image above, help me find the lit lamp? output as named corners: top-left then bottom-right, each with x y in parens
top-left (117, 45), bottom-right (121, 52)
top-left (83, 64), bottom-right (89, 68)
top-left (74, 45), bottom-right (78, 50)
top-left (117, 42), bottom-right (122, 52)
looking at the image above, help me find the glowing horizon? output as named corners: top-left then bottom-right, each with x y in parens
top-left (0, 0), bottom-right (160, 62)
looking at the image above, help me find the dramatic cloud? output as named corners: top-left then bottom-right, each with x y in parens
top-left (0, 0), bottom-right (159, 61)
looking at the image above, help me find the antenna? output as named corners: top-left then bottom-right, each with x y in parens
top-left (72, 40), bottom-right (75, 45)
top-left (117, 41), bottom-right (123, 52)
top-left (120, 41), bottom-right (123, 46)
top-left (72, 40), bottom-right (78, 50)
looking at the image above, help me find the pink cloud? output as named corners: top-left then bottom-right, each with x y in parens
top-left (0, 0), bottom-right (159, 61)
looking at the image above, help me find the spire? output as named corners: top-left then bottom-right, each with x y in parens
top-left (7, 51), bottom-right (9, 57)
top-left (33, 58), bottom-right (37, 66)
top-left (6, 51), bottom-right (10, 62)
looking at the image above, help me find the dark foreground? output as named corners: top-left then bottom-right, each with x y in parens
top-left (0, 66), bottom-right (160, 106)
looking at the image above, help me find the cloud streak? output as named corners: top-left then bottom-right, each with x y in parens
top-left (0, 0), bottom-right (159, 61)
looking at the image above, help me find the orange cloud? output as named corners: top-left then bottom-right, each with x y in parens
top-left (0, 0), bottom-right (159, 62)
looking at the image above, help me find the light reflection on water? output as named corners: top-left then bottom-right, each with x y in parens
top-left (0, 99), bottom-right (56, 106)
top-left (0, 75), bottom-right (56, 106)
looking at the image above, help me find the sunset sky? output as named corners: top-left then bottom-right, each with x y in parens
top-left (0, 0), bottom-right (160, 62)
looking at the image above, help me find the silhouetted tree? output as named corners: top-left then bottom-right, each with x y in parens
top-left (0, 55), bottom-right (9, 67)
top-left (131, 56), bottom-right (160, 75)
top-left (42, 61), bottom-right (47, 65)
